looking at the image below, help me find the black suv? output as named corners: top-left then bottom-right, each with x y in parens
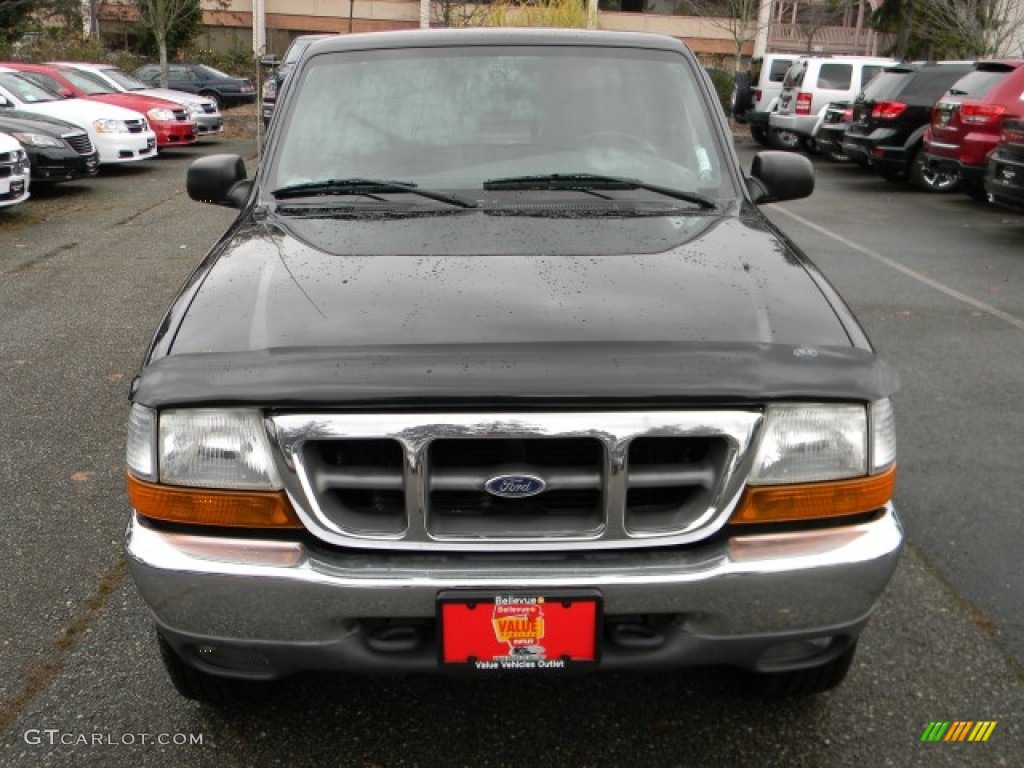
top-left (985, 118), bottom-right (1024, 209)
top-left (843, 62), bottom-right (975, 191)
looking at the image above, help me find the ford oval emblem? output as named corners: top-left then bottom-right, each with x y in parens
top-left (484, 474), bottom-right (547, 498)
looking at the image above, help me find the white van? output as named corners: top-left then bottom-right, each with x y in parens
top-left (733, 53), bottom-right (797, 146)
top-left (0, 131), bottom-right (30, 208)
top-left (770, 55), bottom-right (897, 148)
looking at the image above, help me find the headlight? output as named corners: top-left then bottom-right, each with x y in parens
top-left (869, 398), bottom-right (897, 474)
top-left (749, 404), bottom-right (867, 485)
top-left (93, 119), bottom-right (128, 133)
top-left (147, 108), bottom-right (176, 122)
top-left (160, 409), bottom-right (282, 490)
top-left (125, 405), bottom-right (299, 529)
top-left (12, 132), bottom-right (62, 148)
top-left (186, 104), bottom-right (202, 118)
top-left (730, 400), bottom-right (897, 526)
top-left (126, 404), bottom-right (157, 481)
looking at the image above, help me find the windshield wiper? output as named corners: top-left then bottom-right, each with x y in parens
top-left (482, 173), bottom-right (717, 209)
top-left (272, 178), bottom-right (477, 208)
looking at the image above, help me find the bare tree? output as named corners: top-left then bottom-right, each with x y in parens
top-left (432, 0), bottom-right (495, 27)
top-left (789, 0), bottom-right (861, 54)
top-left (132, 0), bottom-right (195, 86)
top-left (681, 0), bottom-right (773, 71)
top-left (914, 0), bottom-right (1024, 57)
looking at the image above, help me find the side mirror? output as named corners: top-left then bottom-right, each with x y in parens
top-left (747, 151), bottom-right (814, 203)
top-left (0, 95), bottom-right (10, 108)
top-left (187, 154), bottom-right (251, 209)
top-left (259, 54), bottom-right (281, 68)
top-left (59, 87), bottom-right (74, 99)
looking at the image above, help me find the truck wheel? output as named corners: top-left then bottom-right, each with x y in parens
top-left (753, 642), bottom-right (857, 697)
top-left (157, 631), bottom-right (261, 705)
top-left (769, 129), bottom-right (801, 151)
top-left (824, 145), bottom-right (850, 163)
top-left (749, 124), bottom-right (771, 147)
top-left (910, 150), bottom-right (959, 193)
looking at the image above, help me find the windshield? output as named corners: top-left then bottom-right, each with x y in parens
top-left (861, 70), bottom-right (912, 102)
top-left (60, 68), bottom-right (116, 95)
top-left (283, 39), bottom-right (315, 65)
top-left (197, 65), bottom-right (233, 80)
top-left (0, 72), bottom-right (61, 103)
top-left (269, 46), bottom-right (733, 201)
top-left (100, 67), bottom-right (149, 91)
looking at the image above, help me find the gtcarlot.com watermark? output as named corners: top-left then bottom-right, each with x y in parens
top-left (24, 729), bottom-right (203, 747)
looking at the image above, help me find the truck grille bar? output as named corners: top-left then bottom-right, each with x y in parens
top-left (271, 411), bottom-right (761, 552)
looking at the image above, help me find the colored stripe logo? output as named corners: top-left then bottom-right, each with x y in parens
top-left (921, 721), bottom-right (997, 742)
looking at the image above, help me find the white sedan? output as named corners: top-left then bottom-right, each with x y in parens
top-left (0, 67), bottom-right (157, 165)
top-left (0, 131), bottom-right (30, 208)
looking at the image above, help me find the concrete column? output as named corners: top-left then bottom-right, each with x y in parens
top-left (253, 0), bottom-right (266, 56)
top-left (754, 0), bottom-right (773, 57)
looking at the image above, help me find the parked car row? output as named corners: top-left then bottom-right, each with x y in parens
top-left (748, 55), bottom-right (1024, 210)
top-left (0, 61), bottom-right (235, 210)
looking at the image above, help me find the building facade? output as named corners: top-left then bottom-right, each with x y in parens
top-left (96, 0), bottom-right (894, 65)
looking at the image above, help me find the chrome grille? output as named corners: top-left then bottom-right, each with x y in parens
top-left (62, 132), bottom-right (94, 155)
top-left (272, 411), bottom-right (761, 552)
top-left (172, 108), bottom-right (189, 122)
top-left (125, 119), bottom-right (146, 134)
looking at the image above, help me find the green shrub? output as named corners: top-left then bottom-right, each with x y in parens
top-left (704, 67), bottom-right (734, 117)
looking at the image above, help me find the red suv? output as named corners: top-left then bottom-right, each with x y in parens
top-left (2, 62), bottom-right (197, 149)
top-left (922, 60), bottom-right (1024, 199)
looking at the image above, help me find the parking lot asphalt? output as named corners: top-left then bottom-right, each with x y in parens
top-left (0, 138), bottom-right (1021, 767)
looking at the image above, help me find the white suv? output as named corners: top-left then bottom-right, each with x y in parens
top-left (770, 55), bottom-right (896, 149)
top-left (733, 53), bottom-right (796, 146)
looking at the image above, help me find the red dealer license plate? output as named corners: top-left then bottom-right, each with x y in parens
top-left (438, 590), bottom-right (601, 672)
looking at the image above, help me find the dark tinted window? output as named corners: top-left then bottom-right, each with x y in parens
top-left (946, 69), bottom-right (1010, 98)
top-left (861, 69), bottom-right (914, 101)
top-left (769, 59), bottom-right (793, 82)
top-left (817, 63), bottom-right (852, 90)
top-left (861, 65), bottom-right (884, 86)
top-left (902, 65), bottom-right (975, 103)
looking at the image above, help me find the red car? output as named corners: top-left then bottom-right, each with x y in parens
top-left (2, 62), bottom-right (197, 149)
top-left (922, 60), bottom-right (1024, 200)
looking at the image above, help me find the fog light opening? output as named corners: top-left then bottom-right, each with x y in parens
top-left (757, 635), bottom-right (851, 671)
top-left (188, 643), bottom-right (271, 672)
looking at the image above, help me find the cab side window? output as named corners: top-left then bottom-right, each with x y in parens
top-left (817, 64), bottom-right (852, 90)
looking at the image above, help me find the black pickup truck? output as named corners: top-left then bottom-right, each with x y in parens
top-left (124, 29), bottom-right (901, 704)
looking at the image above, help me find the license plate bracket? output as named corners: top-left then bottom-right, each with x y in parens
top-left (438, 589), bottom-right (601, 672)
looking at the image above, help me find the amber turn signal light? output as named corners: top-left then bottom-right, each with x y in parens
top-left (126, 472), bottom-right (304, 529)
top-left (730, 465), bottom-right (896, 525)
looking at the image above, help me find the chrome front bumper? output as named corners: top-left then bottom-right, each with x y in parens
top-left (126, 508), bottom-right (902, 677)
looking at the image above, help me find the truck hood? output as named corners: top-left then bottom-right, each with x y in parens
top-left (139, 210), bottom-right (894, 406)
